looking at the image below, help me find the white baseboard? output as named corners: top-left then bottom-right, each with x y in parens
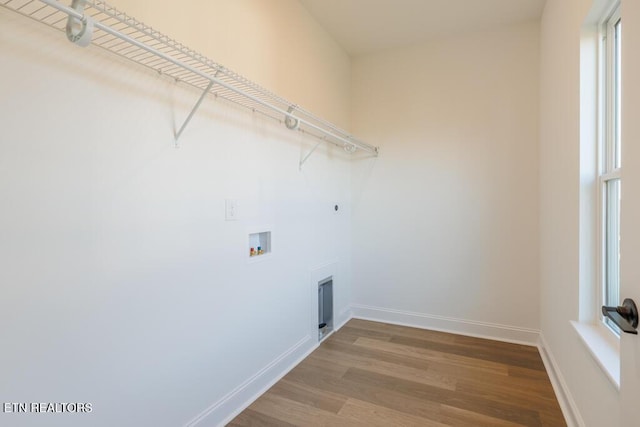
top-left (184, 335), bottom-right (313, 427)
top-left (350, 304), bottom-right (540, 346)
top-left (185, 315), bottom-right (353, 427)
top-left (337, 306), bottom-right (353, 328)
top-left (538, 333), bottom-right (584, 427)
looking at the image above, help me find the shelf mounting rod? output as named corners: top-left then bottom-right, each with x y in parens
top-left (175, 80), bottom-right (215, 143)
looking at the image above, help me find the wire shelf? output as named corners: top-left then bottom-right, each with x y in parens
top-left (1, 0), bottom-right (379, 157)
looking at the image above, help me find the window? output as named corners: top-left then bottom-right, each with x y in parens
top-left (600, 5), bottom-right (622, 333)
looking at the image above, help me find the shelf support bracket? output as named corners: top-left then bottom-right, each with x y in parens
top-left (299, 139), bottom-right (324, 170)
top-left (175, 80), bottom-right (214, 143)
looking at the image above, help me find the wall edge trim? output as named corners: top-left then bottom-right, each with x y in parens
top-left (183, 334), bottom-right (312, 427)
top-left (537, 333), bottom-right (585, 427)
top-left (350, 303), bottom-right (540, 346)
top-left (186, 313), bottom-right (353, 427)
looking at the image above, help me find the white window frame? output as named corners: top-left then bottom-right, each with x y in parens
top-left (598, 3), bottom-right (622, 336)
top-left (572, 0), bottom-right (621, 390)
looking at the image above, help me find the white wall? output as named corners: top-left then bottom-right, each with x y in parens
top-left (539, 0), bottom-right (621, 425)
top-left (0, 1), bottom-right (352, 426)
top-left (350, 22), bottom-right (541, 342)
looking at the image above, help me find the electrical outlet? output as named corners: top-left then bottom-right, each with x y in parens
top-left (225, 199), bottom-right (238, 221)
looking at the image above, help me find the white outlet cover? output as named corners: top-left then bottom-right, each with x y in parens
top-left (225, 199), bottom-right (238, 221)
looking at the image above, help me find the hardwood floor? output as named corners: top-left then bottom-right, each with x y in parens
top-left (228, 319), bottom-right (566, 426)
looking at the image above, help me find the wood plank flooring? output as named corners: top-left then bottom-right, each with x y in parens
top-left (228, 319), bottom-right (566, 427)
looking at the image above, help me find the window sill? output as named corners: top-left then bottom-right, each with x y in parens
top-left (571, 320), bottom-right (620, 390)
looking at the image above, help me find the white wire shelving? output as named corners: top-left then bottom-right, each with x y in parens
top-left (1, 0), bottom-right (379, 164)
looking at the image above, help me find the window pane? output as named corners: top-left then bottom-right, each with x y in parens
top-left (600, 9), bottom-right (621, 334)
top-left (615, 19), bottom-right (622, 168)
top-left (605, 178), bottom-right (621, 307)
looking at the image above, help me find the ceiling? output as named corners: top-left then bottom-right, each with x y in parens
top-left (299, 0), bottom-right (547, 56)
